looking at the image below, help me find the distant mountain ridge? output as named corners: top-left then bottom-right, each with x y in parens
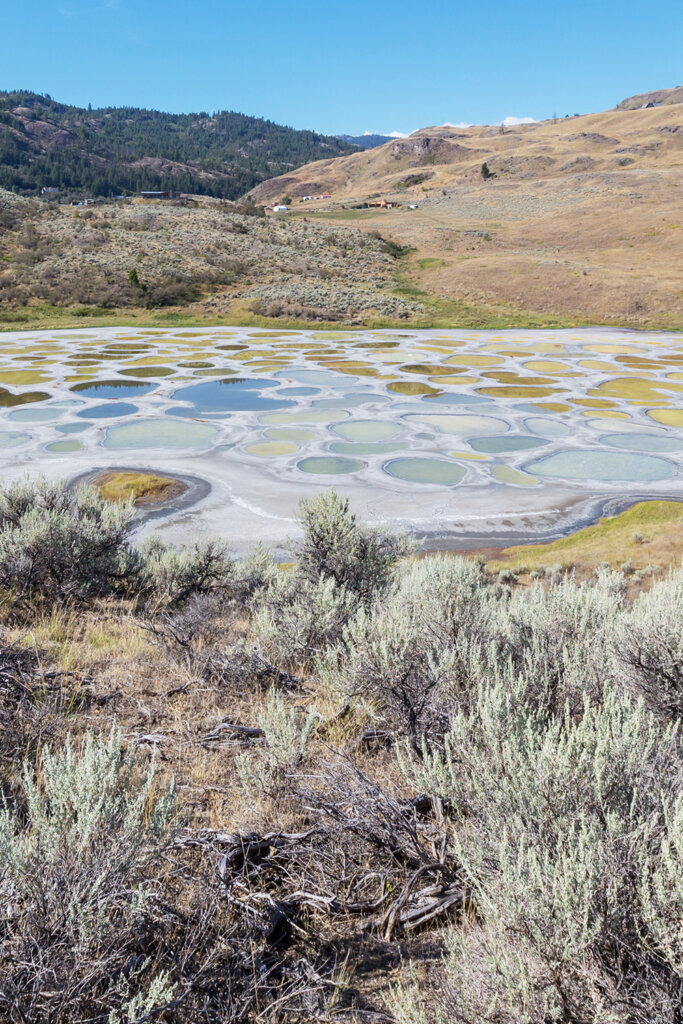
top-left (336, 133), bottom-right (394, 149)
top-left (0, 91), bottom-right (359, 198)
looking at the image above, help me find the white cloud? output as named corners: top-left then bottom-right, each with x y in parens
top-left (495, 115), bottom-right (538, 126)
top-left (359, 116), bottom-right (537, 138)
top-left (362, 130), bottom-right (412, 138)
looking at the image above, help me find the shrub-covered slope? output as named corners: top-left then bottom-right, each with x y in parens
top-left (1, 482), bottom-right (681, 1022)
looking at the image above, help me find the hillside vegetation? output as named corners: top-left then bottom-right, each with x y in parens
top-left (0, 190), bottom-right (420, 325)
top-left (248, 96), bottom-right (683, 326)
top-left (0, 90), bottom-right (357, 199)
top-left (0, 480), bottom-right (682, 1022)
top-left (0, 89), bottom-right (681, 327)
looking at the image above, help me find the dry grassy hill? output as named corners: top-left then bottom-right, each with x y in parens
top-left (248, 95), bottom-right (683, 327)
top-left (616, 85), bottom-right (683, 109)
top-left (250, 99), bottom-right (683, 202)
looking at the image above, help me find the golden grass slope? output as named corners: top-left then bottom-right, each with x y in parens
top-left (250, 102), bottom-right (683, 202)
top-left (616, 85), bottom-right (683, 109)
top-left (249, 99), bottom-right (683, 327)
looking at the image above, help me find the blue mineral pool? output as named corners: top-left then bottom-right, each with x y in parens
top-left (103, 418), bottom-right (219, 450)
top-left (384, 457), bottom-right (466, 485)
top-left (46, 439), bottom-right (83, 453)
top-left (276, 387), bottom-right (320, 397)
top-left (527, 450), bottom-right (677, 482)
top-left (77, 402), bottom-right (138, 419)
top-left (57, 421), bottom-right (91, 434)
top-left (172, 378), bottom-right (295, 413)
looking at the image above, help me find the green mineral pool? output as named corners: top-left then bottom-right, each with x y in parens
top-left (526, 450), bottom-right (677, 482)
top-left (298, 456), bottom-right (364, 475)
top-left (384, 458), bottom-right (466, 485)
top-left (331, 419), bottom-right (399, 442)
top-left (264, 427), bottom-right (318, 441)
top-left (492, 466), bottom-right (540, 486)
top-left (103, 419), bottom-right (219, 450)
top-left (245, 441), bottom-right (299, 457)
top-left (470, 435), bottom-right (548, 454)
top-left (46, 439), bottom-right (84, 453)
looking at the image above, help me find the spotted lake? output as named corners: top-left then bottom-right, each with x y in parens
top-left (2, 325), bottom-right (682, 552)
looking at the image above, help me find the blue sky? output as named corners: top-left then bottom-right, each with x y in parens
top-left (3, 0), bottom-right (682, 135)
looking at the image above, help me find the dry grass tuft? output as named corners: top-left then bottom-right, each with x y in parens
top-left (93, 470), bottom-right (184, 505)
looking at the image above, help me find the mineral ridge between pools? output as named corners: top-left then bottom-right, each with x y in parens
top-left (0, 325), bottom-right (681, 551)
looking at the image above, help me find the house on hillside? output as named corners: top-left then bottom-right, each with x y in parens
top-left (41, 186), bottom-right (59, 195)
top-left (272, 204), bottom-right (289, 213)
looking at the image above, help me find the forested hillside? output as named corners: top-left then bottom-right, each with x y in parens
top-left (0, 91), bottom-right (358, 198)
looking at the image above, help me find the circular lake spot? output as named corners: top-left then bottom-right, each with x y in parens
top-left (298, 456), bottom-right (363, 475)
top-left (384, 458), bottom-right (466, 485)
top-left (526, 450), bottom-right (676, 482)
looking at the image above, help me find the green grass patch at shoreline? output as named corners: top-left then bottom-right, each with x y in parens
top-left (1, 298), bottom-right (681, 334)
top-left (489, 500), bottom-right (683, 575)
